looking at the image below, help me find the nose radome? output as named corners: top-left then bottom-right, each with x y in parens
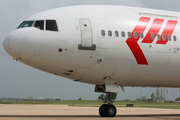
top-left (3, 31), bottom-right (23, 58)
top-left (3, 33), bottom-right (12, 56)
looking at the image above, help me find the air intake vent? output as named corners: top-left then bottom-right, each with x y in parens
top-left (62, 73), bottom-right (71, 76)
top-left (61, 69), bottom-right (74, 76)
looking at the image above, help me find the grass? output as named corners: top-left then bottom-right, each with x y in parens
top-left (0, 100), bottom-right (180, 109)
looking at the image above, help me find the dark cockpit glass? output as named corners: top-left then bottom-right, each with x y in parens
top-left (34, 20), bottom-right (44, 30)
top-left (17, 20), bottom-right (58, 32)
top-left (18, 21), bottom-right (34, 28)
top-left (46, 20), bottom-right (58, 31)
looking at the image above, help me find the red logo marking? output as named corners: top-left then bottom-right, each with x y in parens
top-left (126, 17), bottom-right (178, 65)
top-left (126, 17), bottom-right (150, 65)
top-left (142, 18), bottom-right (164, 44)
top-left (156, 20), bottom-right (178, 44)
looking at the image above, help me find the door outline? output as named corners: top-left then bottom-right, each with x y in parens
top-left (78, 18), bottom-right (96, 51)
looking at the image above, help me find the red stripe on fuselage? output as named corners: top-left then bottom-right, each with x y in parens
top-left (126, 17), bottom-right (150, 65)
top-left (142, 19), bottom-right (164, 43)
top-left (156, 20), bottom-right (178, 44)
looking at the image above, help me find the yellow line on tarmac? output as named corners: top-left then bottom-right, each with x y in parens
top-left (0, 115), bottom-right (37, 119)
top-left (0, 117), bottom-right (13, 119)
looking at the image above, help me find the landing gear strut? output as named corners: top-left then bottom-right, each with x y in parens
top-left (99, 93), bottom-right (117, 117)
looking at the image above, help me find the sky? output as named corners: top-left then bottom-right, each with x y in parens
top-left (1, 0), bottom-right (180, 100)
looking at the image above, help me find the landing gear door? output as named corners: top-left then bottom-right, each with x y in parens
top-left (78, 19), bottom-right (96, 50)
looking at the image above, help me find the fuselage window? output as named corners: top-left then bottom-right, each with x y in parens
top-left (168, 35), bottom-right (171, 41)
top-left (157, 34), bottom-right (161, 40)
top-left (101, 30), bottom-right (105, 36)
top-left (18, 21), bottom-right (34, 28)
top-left (108, 30), bottom-right (112, 36)
top-left (140, 33), bottom-right (144, 38)
top-left (46, 20), bottom-right (58, 31)
top-left (134, 32), bottom-right (138, 38)
top-left (128, 32), bottom-right (132, 38)
top-left (115, 31), bottom-right (119, 37)
top-left (121, 31), bottom-right (125, 37)
top-left (34, 20), bottom-right (44, 30)
top-left (151, 33), bottom-right (155, 40)
top-left (173, 36), bottom-right (177, 41)
top-left (162, 34), bottom-right (166, 41)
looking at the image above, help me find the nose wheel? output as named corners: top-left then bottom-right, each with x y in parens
top-left (99, 104), bottom-right (117, 117)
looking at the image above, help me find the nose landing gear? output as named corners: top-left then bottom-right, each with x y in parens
top-left (95, 84), bottom-right (119, 117)
top-left (99, 93), bottom-right (117, 117)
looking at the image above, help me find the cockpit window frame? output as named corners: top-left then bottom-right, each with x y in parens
top-left (34, 20), bottom-right (45, 30)
top-left (18, 21), bottom-right (35, 29)
top-left (18, 19), bottom-right (59, 32)
top-left (45, 20), bottom-right (59, 32)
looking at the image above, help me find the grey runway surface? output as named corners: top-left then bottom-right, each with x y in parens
top-left (0, 105), bottom-right (180, 120)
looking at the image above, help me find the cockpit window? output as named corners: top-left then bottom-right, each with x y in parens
top-left (34, 20), bottom-right (44, 30)
top-left (46, 20), bottom-right (58, 31)
top-left (18, 21), bottom-right (34, 28)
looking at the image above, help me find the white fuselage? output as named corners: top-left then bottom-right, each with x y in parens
top-left (3, 5), bottom-right (180, 88)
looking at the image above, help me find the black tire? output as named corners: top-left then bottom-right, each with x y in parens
top-left (104, 105), bottom-right (117, 117)
top-left (99, 104), bottom-right (107, 117)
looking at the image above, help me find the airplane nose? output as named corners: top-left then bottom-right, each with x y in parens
top-left (3, 31), bottom-right (23, 58)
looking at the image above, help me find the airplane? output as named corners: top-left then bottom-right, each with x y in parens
top-left (3, 5), bottom-right (180, 117)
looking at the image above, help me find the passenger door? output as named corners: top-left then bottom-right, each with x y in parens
top-left (78, 19), bottom-right (96, 50)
